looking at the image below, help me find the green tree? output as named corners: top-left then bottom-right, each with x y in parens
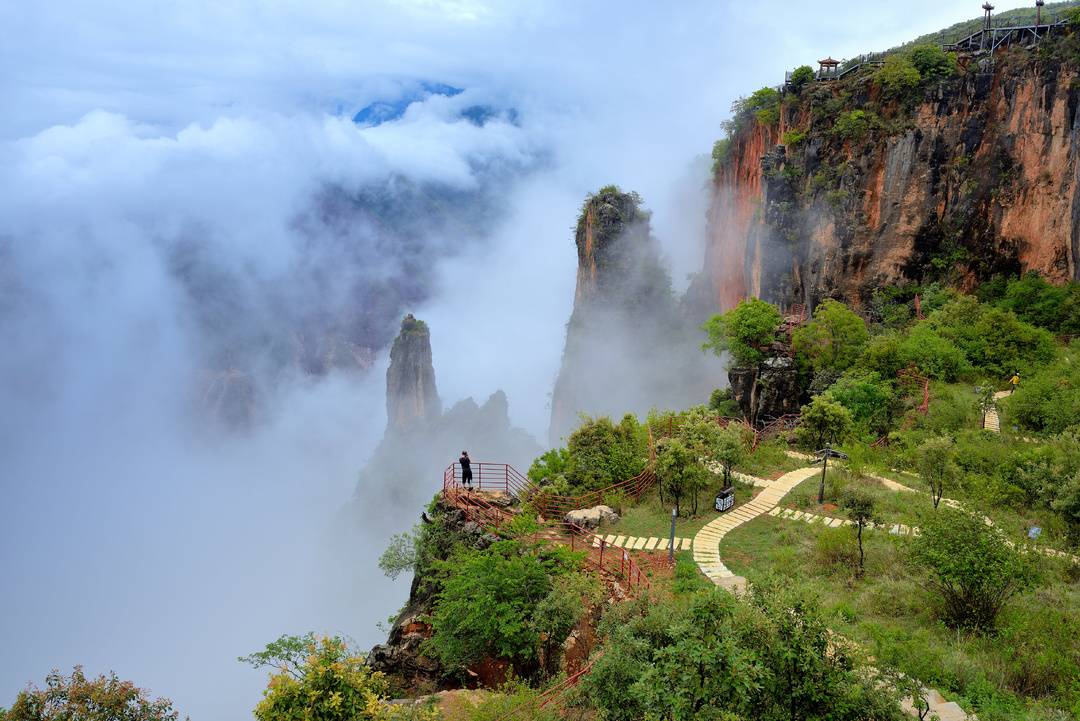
top-left (655, 437), bottom-right (707, 516)
top-left (713, 425), bottom-right (747, 488)
top-left (792, 299), bottom-right (870, 375)
top-left (1, 668), bottom-right (181, 721)
top-left (914, 435), bottom-right (957, 509)
top-left (565, 414), bottom-right (647, 492)
top-left (876, 54), bottom-right (921, 99)
top-left (826, 370), bottom-right (897, 436)
top-left (245, 636), bottom-right (426, 721)
top-left (733, 87), bottom-right (782, 125)
top-left (909, 509), bottom-right (1035, 631)
top-left (378, 527), bottom-right (418, 580)
top-left (583, 585), bottom-right (906, 721)
top-left (427, 541), bottom-right (554, 672)
top-left (789, 65), bottom-right (816, 93)
top-left (908, 44), bottom-right (955, 81)
top-left (796, 395), bottom-right (853, 450)
top-left (841, 489), bottom-right (878, 577)
top-left (702, 298), bottom-right (782, 367)
top-left (995, 273), bottom-right (1070, 331)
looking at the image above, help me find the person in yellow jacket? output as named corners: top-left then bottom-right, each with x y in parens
top-left (1009, 372), bottom-right (1020, 394)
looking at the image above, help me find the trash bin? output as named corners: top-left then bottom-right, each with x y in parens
top-left (714, 487), bottom-right (735, 513)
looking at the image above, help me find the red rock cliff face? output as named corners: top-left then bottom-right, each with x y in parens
top-left (704, 48), bottom-right (1080, 312)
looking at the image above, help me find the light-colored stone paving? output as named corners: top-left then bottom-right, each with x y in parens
top-left (692, 465), bottom-right (820, 585)
top-left (983, 389), bottom-right (1011, 432)
top-left (594, 534), bottom-right (691, 551)
top-left (769, 506), bottom-right (917, 536)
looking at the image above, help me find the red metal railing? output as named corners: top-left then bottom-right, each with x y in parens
top-left (897, 366), bottom-right (931, 414)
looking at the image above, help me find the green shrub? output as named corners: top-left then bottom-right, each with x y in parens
top-left (792, 298), bottom-right (870, 375)
top-left (1004, 346), bottom-right (1080, 434)
top-left (908, 509), bottom-right (1035, 631)
top-left (898, 324), bottom-right (972, 381)
top-left (927, 296), bottom-right (1057, 378)
top-left (789, 65), bottom-right (816, 93)
top-left (583, 585), bottom-right (906, 721)
top-left (2, 668), bottom-right (182, 721)
top-left (909, 44), bottom-right (956, 82)
top-left (781, 129), bottom-right (807, 147)
top-left (831, 110), bottom-right (874, 142)
top-left (702, 297), bottom-right (782, 366)
top-left (564, 414), bottom-right (648, 492)
top-left (796, 395), bottom-right (853, 449)
top-left (814, 525), bottom-right (858, 569)
top-left (711, 137), bottom-right (732, 175)
top-left (825, 370), bottom-right (897, 436)
top-left (708, 387), bottom-right (742, 416)
top-left (876, 54), bottom-right (921, 99)
top-left (427, 540), bottom-right (590, 676)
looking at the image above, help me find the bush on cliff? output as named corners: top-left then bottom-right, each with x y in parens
top-left (876, 54), bottom-right (921, 100)
top-left (426, 540), bottom-right (596, 678)
top-left (702, 297), bottom-right (782, 366)
top-left (565, 414), bottom-right (647, 492)
top-left (908, 44), bottom-right (956, 82)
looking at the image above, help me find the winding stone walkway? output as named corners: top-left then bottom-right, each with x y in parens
top-left (692, 465), bottom-right (820, 585)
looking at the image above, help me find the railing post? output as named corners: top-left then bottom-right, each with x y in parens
top-left (505, 465), bottom-right (509, 494)
top-left (599, 539), bottom-right (604, 569)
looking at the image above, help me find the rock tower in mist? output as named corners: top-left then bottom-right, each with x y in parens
top-left (548, 186), bottom-right (707, 444)
top-left (385, 314), bottom-right (441, 432)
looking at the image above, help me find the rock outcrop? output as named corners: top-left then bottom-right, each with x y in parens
top-left (701, 38), bottom-right (1080, 315)
top-left (549, 187), bottom-right (723, 444)
top-left (386, 314), bottom-right (441, 433)
top-left (564, 505), bottom-right (620, 530)
top-left (728, 356), bottom-right (802, 425)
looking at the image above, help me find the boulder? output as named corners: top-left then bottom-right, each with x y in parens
top-left (564, 505), bottom-right (620, 530)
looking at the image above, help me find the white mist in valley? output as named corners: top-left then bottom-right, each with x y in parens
top-left (0, 1), bottom-right (1012, 718)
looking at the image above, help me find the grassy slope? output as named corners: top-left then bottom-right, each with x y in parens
top-left (719, 515), bottom-right (1080, 721)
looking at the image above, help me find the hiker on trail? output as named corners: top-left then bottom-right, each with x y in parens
top-left (460, 451), bottom-right (473, 490)
top-left (1010, 372), bottom-right (1021, 394)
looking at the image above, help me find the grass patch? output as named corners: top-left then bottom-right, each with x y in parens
top-left (604, 477), bottom-right (757, 539)
top-left (718, 514), bottom-right (1080, 721)
top-left (734, 438), bottom-right (806, 478)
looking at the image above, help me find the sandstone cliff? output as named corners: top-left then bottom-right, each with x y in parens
top-left (701, 37), bottom-right (1080, 313)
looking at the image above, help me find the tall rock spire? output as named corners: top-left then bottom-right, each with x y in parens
top-left (548, 186), bottom-right (691, 444)
top-left (385, 314), bottom-right (441, 433)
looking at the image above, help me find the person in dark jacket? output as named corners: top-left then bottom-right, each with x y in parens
top-left (460, 451), bottom-right (473, 490)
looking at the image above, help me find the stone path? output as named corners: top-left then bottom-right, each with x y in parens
top-left (597, 534), bottom-right (691, 551)
top-left (691, 465), bottom-right (820, 584)
top-left (982, 389), bottom-right (1011, 432)
top-left (768, 506), bottom-right (918, 536)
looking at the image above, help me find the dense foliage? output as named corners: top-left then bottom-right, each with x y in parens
top-left (0, 668), bottom-right (181, 721)
top-left (792, 298), bottom-right (870, 376)
top-left (427, 540), bottom-right (596, 677)
top-left (582, 585), bottom-right (907, 721)
top-left (243, 636), bottom-right (432, 721)
top-left (702, 297), bottom-right (782, 366)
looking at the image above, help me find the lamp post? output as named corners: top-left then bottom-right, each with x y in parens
top-left (817, 443), bottom-right (830, 505)
top-left (668, 507), bottom-right (677, 563)
top-left (983, 2), bottom-right (995, 30)
top-left (1036, 0), bottom-right (1045, 27)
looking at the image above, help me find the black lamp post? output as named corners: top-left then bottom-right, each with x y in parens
top-left (1036, 0), bottom-right (1045, 27)
top-left (983, 2), bottom-right (995, 30)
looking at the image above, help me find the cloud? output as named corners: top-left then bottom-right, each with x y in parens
top-left (0, 0), bottom-right (1026, 717)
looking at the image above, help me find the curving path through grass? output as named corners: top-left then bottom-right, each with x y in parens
top-left (691, 465), bottom-right (819, 586)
